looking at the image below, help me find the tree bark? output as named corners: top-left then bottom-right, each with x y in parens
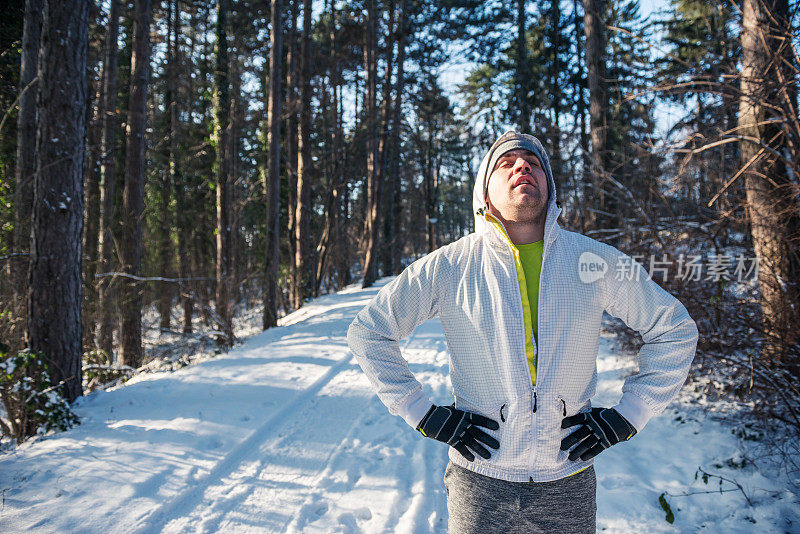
top-left (738, 0), bottom-right (800, 361)
top-left (582, 0), bottom-right (609, 230)
top-left (26, 0), bottom-right (89, 402)
top-left (263, 0), bottom-right (283, 329)
top-left (167, 0), bottom-right (192, 334)
top-left (314, 0), bottom-right (339, 297)
top-left (573, 0), bottom-right (589, 234)
top-left (286, 0), bottom-right (299, 309)
top-left (12, 0), bottom-right (43, 315)
top-left (97, 0), bottom-right (121, 357)
top-left (361, 0), bottom-right (380, 288)
top-left (229, 57), bottom-right (242, 306)
top-left (82, 26), bottom-right (104, 350)
top-left (423, 135), bottom-right (438, 253)
top-left (377, 0), bottom-right (396, 277)
top-left (157, 0), bottom-right (177, 333)
top-left (549, 0), bottom-right (562, 198)
top-left (294, 0), bottom-right (313, 306)
top-left (214, 0), bottom-right (233, 346)
top-left (388, 0), bottom-right (407, 275)
top-left (516, 0), bottom-right (530, 131)
top-left (118, 0), bottom-right (152, 368)
top-left (335, 85), bottom-right (350, 289)
top-left (13, 0), bottom-right (42, 259)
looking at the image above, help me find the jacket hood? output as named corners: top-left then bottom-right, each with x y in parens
top-left (472, 131), bottom-right (559, 235)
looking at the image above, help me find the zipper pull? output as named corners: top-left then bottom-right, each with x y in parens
top-left (532, 388), bottom-right (538, 413)
top-left (561, 398), bottom-right (566, 416)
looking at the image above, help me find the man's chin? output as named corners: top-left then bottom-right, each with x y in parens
top-left (509, 203), bottom-right (547, 224)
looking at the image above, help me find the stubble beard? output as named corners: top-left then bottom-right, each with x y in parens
top-left (510, 190), bottom-right (548, 226)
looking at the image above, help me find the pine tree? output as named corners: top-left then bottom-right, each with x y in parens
top-left (738, 0), bottom-right (800, 360)
top-left (213, 0), bottom-right (233, 346)
top-left (27, 0), bottom-right (89, 402)
top-left (263, 0), bottom-right (283, 329)
top-left (97, 0), bottom-right (121, 357)
top-left (294, 0), bottom-right (314, 300)
top-left (119, 0), bottom-right (153, 368)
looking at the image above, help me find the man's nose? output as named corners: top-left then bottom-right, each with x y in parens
top-left (513, 158), bottom-right (532, 175)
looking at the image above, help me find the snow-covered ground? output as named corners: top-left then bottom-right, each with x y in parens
top-left (1, 279), bottom-right (798, 533)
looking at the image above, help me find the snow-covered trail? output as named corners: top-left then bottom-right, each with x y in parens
top-left (153, 292), bottom-right (451, 534)
top-left (1, 279), bottom-right (798, 533)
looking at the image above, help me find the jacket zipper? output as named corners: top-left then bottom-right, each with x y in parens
top-left (483, 207), bottom-right (561, 482)
top-left (531, 203), bottom-right (559, 480)
top-left (483, 210), bottom-right (540, 480)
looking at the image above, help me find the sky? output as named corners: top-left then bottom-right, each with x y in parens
top-left (438, 0), bottom-right (679, 140)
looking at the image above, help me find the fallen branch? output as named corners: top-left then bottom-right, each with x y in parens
top-left (94, 272), bottom-right (214, 283)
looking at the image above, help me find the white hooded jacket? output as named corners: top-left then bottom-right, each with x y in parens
top-left (346, 134), bottom-right (699, 482)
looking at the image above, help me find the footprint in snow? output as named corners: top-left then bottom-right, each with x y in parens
top-left (336, 512), bottom-right (358, 533)
top-left (599, 472), bottom-right (636, 490)
top-left (198, 436), bottom-right (224, 450)
top-left (355, 507), bottom-right (372, 520)
top-left (295, 499), bottom-right (329, 530)
top-left (346, 464), bottom-right (362, 486)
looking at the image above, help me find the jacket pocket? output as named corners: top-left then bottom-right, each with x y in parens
top-left (557, 396), bottom-right (591, 418)
top-left (453, 391), bottom-right (508, 426)
top-left (453, 393), bottom-right (508, 462)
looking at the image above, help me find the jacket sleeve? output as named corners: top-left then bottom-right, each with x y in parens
top-left (346, 254), bottom-right (442, 430)
top-left (602, 250), bottom-right (699, 432)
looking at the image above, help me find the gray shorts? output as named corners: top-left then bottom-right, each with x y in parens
top-left (443, 461), bottom-right (596, 534)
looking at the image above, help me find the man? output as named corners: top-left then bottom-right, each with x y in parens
top-left (347, 131), bottom-right (698, 533)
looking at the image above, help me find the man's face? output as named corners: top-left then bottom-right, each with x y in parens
top-left (485, 149), bottom-right (549, 224)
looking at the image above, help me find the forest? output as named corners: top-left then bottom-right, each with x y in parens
top-left (0, 0), bottom-right (798, 451)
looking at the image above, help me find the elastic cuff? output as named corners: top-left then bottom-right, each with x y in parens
top-left (612, 393), bottom-right (654, 433)
top-left (397, 388), bottom-right (435, 429)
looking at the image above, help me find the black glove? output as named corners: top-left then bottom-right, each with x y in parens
top-left (560, 407), bottom-right (637, 461)
top-left (416, 404), bottom-right (500, 462)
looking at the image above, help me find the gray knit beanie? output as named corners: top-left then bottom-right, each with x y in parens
top-left (481, 131), bottom-right (556, 204)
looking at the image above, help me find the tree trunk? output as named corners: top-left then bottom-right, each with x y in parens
top-left (361, 0), bottom-right (380, 288)
top-left (97, 0), bottom-right (121, 358)
top-left (286, 0), bottom-right (299, 310)
top-left (738, 0), bottom-right (800, 361)
top-left (12, 0), bottom-right (42, 316)
top-left (335, 86), bottom-right (351, 289)
top-left (214, 0), bottom-right (233, 347)
top-left (229, 57), bottom-right (242, 306)
top-left (377, 0), bottom-right (395, 276)
top-left (389, 0), bottom-right (407, 275)
top-left (294, 0), bottom-right (313, 307)
top-left (166, 0), bottom-right (192, 334)
top-left (263, 0), bottom-right (283, 329)
top-left (82, 40), bottom-right (103, 350)
top-left (119, 0), bottom-right (152, 368)
top-left (516, 0), bottom-right (530, 131)
top-left (157, 0), bottom-right (177, 333)
top-left (313, 0), bottom-right (339, 297)
top-left (582, 0), bottom-right (609, 231)
top-left (26, 0), bottom-right (89, 402)
top-left (14, 0), bottom-right (42, 259)
top-left (549, 0), bottom-right (562, 200)
top-left (424, 137), bottom-right (438, 253)
top-left (573, 0), bottom-right (589, 234)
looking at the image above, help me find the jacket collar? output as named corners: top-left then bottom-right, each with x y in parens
top-left (478, 200), bottom-right (563, 258)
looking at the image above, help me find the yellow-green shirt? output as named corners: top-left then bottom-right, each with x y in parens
top-left (517, 239), bottom-right (544, 354)
top-left (484, 213), bottom-right (544, 385)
